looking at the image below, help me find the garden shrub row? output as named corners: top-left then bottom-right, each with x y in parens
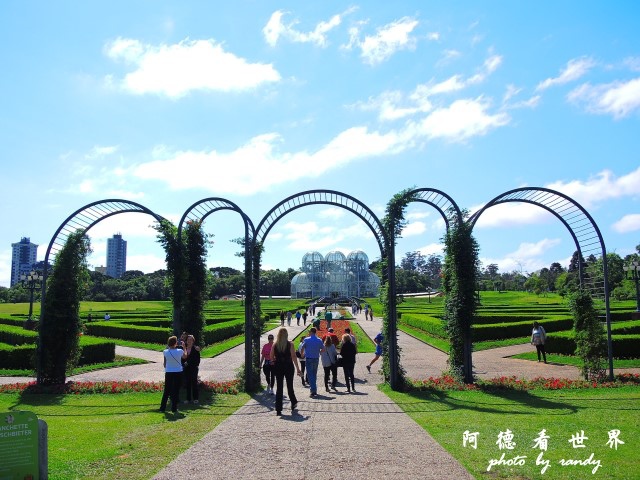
top-left (203, 319), bottom-right (244, 344)
top-left (400, 314), bottom-right (446, 338)
top-left (610, 320), bottom-right (640, 335)
top-left (545, 331), bottom-right (640, 358)
top-left (0, 317), bottom-right (27, 327)
top-left (84, 322), bottom-right (170, 343)
top-left (0, 337), bottom-right (115, 370)
top-left (0, 324), bottom-right (37, 345)
top-left (472, 317), bottom-right (573, 341)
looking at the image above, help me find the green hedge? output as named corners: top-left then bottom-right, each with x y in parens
top-left (472, 314), bottom-right (545, 325)
top-left (545, 331), bottom-right (640, 358)
top-left (0, 343), bottom-right (36, 369)
top-left (0, 317), bottom-right (27, 327)
top-left (400, 314), bottom-right (446, 338)
top-left (0, 324), bottom-right (38, 345)
top-left (472, 317), bottom-right (573, 341)
top-left (610, 320), bottom-right (640, 334)
top-left (0, 337), bottom-right (115, 370)
top-left (84, 322), bottom-right (170, 343)
top-left (203, 319), bottom-right (244, 344)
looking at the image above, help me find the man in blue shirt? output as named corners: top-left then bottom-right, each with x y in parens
top-left (301, 327), bottom-right (324, 396)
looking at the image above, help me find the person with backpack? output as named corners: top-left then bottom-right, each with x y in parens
top-left (531, 321), bottom-right (547, 363)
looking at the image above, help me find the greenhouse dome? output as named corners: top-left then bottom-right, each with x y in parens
top-left (291, 250), bottom-right (380, 299)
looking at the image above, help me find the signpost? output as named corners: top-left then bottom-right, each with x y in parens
top-left (0, 411), bottom-right (46, 480)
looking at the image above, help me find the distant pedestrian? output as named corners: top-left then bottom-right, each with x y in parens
top-left (364, 306), bottom-right (369, 320)
top-left (87, 313), bottom-right (92, 322)
top-left (322, 328), bottom-right (340, 347)
top-left (183, 335), bottom-right (201, 404)
top-left (366, 332), bottom-right (383, 373)
top-left (531, 321), bottom-right (547, 363)
top-left (320, 336), bottom-right (338, 392)
top-left (312, 316), bottom-right (321, 330)
top-left (295, 310), bottom-right (302, 326)
top-left (270, 328), bottom-right (302, 416)
top-left (340, 334), bottom-right (357, 393)
top-left (104, 313), bottom-right (111, 321)
top-left (302, 311), bottom-right (308, 325)
top-left (261, 334), bottom-right (276, 394)
top-left (287, 311), bottom-right (292, 326)
top-left (301, 327), bottom-right (324, 397)
top-left (324, 309), bottom-right (333, 330)
top-left (280, 310), bottom-right (285, 326)
top-left (369, 307), bottom-right (374, 320)
top-left (160, 336), bottom-right (186, 413)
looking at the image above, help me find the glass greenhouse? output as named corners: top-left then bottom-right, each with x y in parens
top-left (290, 250), bottom-right (380, 299)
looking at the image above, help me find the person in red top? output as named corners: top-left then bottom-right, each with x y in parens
top-left (261, 334), bottom-right (276, 394)
top-left (322, 328), bottom-right (340, 346)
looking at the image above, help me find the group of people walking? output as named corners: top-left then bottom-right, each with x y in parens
top-left (279, 309), bottom-right (309, 326)
top-left (260, 324), bottom-right (363, 416)
top-left (160, 332), bottom-right (201, 413)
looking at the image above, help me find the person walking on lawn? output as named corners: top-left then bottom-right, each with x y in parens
top-left (301, 327), bottom-right (324, 397)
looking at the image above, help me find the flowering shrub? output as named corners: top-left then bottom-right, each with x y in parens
top-left (321, 320), bottom-right (350, 340)
top-left (409, 373), bottom-right (640, 392)
top-left (0, 379), bottom-right (241, 395)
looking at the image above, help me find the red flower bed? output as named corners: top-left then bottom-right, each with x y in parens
top-left (0, 379), bottom-right (241, 395)
top-left (410, 373), bottom-right (640, 392)
top-left (318, 319), bottom-right (350, 340)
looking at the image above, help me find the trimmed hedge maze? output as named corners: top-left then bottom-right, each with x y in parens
top-left (395, 292), bottom-right (640, 359)
top-left (0, 299), bottom-right (310, 371)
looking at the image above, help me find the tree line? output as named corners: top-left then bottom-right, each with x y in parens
top-left (1, 245), bottom-right (638, 303)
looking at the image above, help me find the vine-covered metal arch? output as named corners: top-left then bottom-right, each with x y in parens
top-left (41, 199), bottom-right (166, 314)
top-left (468, 187), bottom-right (613, 379)
top-left (402, 188), bottom-right (468, 379)
top-left (254, 189), bottom-right (402, 386)
top-left (178, 197), bottom-right (256, 388)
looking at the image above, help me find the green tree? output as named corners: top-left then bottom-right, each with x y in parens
top-left (181, 220), bottom-right (210, 345)
top-left (38, 231), bottom-right (90, 385)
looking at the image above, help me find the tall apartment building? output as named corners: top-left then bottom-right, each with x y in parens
top-left (11, 237), bottom-right (38, 286)
top-left (106, 234), bottom-right (127, 278)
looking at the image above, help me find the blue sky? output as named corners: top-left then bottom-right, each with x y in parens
top-left (1, 1), bottom-right (639, 287)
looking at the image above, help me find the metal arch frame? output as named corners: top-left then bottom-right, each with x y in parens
top-left (254, 189), bottom-right (403, 386)
top-left (402, 188), bottom-right (469, 380)
top-left (178, 197), bottom-right (256, 390)
top-left (468, 187), bottom-right (614, 380)
top-left (255, 190), bottom-right (388, 254)
top-left (407, 187), bottom-right (463, 229)
top-left (41, 199), bottom-right (166, 316)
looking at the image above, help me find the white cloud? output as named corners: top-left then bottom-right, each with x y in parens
top-left (128, 96), bottom-right (507, 193)
top-left (624, 56), bottom-right (640, 72)
top-left (406, 211), bottom-right (430, 220)
top-left (0, 250), bottom-right (11, 287)
top-left (473, 202), bottom-right (555, 229)
top-left (85, 212), bottom-right (164, 240)
top-left (318, 207), bottom-right (346, 219)
top-left (263, 8), bottom-right (355, 47)
top-left (536, 56), bottom-right (596, 91)
top-left (546, 167), bottom-right (640, 207)
top-left (568, 77), bottom-right (640, 119)
top-left (350, 17), bottom-right (420, 65)
top-left (86, 145), bottom-right (119, 159)
top-left (105, 37), bottom-right (280, 98)
top-left (358, 53), bottom-right (504, 122)
top-left (427, 32), bottom-right (440, 41)
top-left (480, 238), bottom-right (562, 274)
top-left (612, 214), bottom-right (640, 233)
top-left (413, 97), bottom-right (510, 141)
top-left (416, 242), bottom-right (443, 257)
top-left (401, 221), bottom-right (427, 237)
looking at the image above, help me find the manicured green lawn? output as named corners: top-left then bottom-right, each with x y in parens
top-left (511, 351), bottom-right (640, 369)
top-left (0, 356), bottom-right (147, 377)
top-left (383, 385), bottom-right (640, 479)
top-left (0, 391), bottom-right (249, 480)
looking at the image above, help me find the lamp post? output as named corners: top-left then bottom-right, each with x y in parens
top-left (623, 261), bottom-right (640, 312)
top-left (20, 270), bottom-right (43, 320)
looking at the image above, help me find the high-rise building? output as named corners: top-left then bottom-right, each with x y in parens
top-left (106, 234), bottom-right (127, 278)
top-left (11, 237), bottom-right (38, 286)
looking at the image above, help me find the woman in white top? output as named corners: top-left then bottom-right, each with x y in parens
top-left (160, 335), bottom-right (187, 413)
top-left (531, 321), bottom-right (547, 363)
